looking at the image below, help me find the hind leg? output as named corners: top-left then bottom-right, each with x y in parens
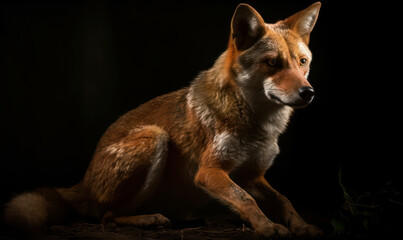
top-left (82, 125), bottom-right (171, 228)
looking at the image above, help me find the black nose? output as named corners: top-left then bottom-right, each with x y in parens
top-left (298, 86), bottom-right (315, 101)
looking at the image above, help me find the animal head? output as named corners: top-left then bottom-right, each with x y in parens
top-left (227, 2), bottom-right (321, 109)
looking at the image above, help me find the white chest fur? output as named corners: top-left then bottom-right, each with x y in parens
top-left (213, 131), bottom-right (279, 171)
top-left (212, 106), bottom-right (292, 172)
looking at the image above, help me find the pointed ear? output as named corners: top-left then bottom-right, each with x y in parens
top-left (283, 2), bottom-right (321, 45)
top-left (231, 4), bottom-right (266, 51)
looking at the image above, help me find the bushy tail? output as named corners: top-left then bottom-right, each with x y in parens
top-left (3, 187), bottom-right (73, 235)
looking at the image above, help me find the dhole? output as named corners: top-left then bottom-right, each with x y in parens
top-left (4, 2), bottom-right (323, 238)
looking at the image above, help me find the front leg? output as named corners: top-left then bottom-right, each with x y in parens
top-left (195, 167), bottom-right (290, 238)
top-left (245, 176), bottom-right (323, 238)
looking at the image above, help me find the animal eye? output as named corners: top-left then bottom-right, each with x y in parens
top-left (267, 58), bottom-right (278, 67)
top-left (300, 58), bottom-right (308, 67)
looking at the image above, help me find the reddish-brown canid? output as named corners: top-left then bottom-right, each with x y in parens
top-left (4, 2), bottom-right (322, 238)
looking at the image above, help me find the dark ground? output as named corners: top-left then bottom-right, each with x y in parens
top-left (0, 220), bottom-right (360, 240)
top-left (1, 201), bottom-right (401, 240)
top-left (0, 218), bottom-right (399, 240)
top-left (2, 221), bottom-right (258, 240)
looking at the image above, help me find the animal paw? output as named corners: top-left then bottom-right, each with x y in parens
top-left (255, 223), bottom-right (290, 239)
top-left (147, 213), bottom-right (172, 228)
top-left (291, 224), bottom-right (323, 238)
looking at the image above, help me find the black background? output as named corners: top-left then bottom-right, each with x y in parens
top-left (1, 0), bottom-right (401, 234)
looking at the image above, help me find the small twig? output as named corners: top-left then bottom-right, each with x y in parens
top-left (388, 198), bottom-right (403, 206)
top-left (338, 166), bottom-right (355, 214)
top-left (181, 226), bottom-right (204, 232)
top-left (344, 203), bottom-right (381, 209)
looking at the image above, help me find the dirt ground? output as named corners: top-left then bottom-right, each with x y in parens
top-left (1, 221), bottom-right (262, 240)
top-left (0, 220), bottom-right (396, 240)
top-left (47, 222), bottom-right (259, 240)
top-left (0, 212), bottom-right (395, 240)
